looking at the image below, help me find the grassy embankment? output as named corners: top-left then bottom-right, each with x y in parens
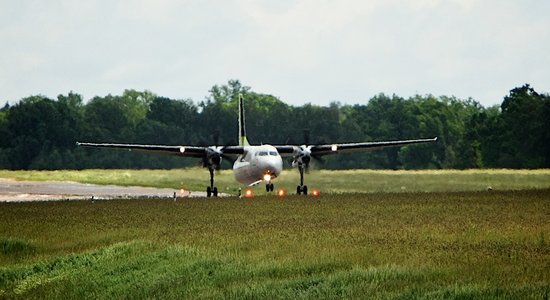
top-left (1, 168), bottom-right (550, 195)
top-left (0, 170), bottom-right (549, 298)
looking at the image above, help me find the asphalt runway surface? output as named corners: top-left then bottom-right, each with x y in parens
top-left (0, 178), bottom-right (211, 202)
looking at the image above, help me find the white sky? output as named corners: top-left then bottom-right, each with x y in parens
top-left (1, 0), bottom-right (549, 108)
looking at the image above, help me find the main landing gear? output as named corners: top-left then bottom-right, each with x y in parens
top-left (296, 164), bottom-right (308, 195)
top-left (206, 167), bottom-right (218, 197)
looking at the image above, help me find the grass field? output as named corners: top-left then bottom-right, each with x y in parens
top-left (1, 168), bottom-right (550, 195)
top-left (1, 169), bottom-right (550, 298)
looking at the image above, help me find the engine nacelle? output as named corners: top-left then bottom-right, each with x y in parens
top-left (204, 146), bottom-right (223, 167)
top-left (292, 145), bottom-right (312, 167)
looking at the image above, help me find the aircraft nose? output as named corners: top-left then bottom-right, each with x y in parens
top-left (262, 157), bottom-right (283, 176)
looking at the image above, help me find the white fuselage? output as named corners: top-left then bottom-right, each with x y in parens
top-left (233, 145), bottom-right (283, 185)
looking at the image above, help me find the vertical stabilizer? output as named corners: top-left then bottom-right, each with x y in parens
top-left (239, 94), bottom-right (250, 146)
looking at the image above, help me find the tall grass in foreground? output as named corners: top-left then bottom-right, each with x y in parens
top-left (1, 190), bottom-right (549, 298)
top-left (1, 168), bottom-right (550, 194)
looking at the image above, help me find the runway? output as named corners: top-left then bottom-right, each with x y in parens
top-left (0, 178), bottom-right (212, 202)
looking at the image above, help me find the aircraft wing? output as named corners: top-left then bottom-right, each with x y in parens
top-left (76, 142), bottom-right (245, 158)
top-left (77, 142), bottom-right (205, 157)
top-left (274, 137), bottom-right (437, 157)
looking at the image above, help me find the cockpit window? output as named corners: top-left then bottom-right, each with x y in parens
top-left (255, 150), bottom-right (278, 157)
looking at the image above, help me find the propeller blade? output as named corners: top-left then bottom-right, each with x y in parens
top-left (221, 153), bottom-right (235, 165)
top-left (212, 129), bottom-right (220, 146)
top-left (312, 154), bottom-right (325, 164)
top-left (303, 129), bottom-right (310, 145)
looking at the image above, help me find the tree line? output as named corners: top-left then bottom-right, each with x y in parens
top-left (1, 80), bottom-right (549, 170)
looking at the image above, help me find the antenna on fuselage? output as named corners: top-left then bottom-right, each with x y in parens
top-left (239, 94), bottom-right (250, 146)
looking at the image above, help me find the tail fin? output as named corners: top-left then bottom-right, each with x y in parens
top-left (238, 94), bottom-right (250, 146)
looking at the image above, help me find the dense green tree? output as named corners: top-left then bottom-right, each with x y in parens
top-left (242, 92), bottom-right (292, 144)
top-left (6, 96), bottom-right (59, 168)
top-left (0, 106), bottom-right (11, 168)
top-left (542, 98), bottom-right (550, 167)
top-left (0, 81), bottom-right (548, 170)
top-left (499, 84), bottom-right (548, 168)
top-left (207, 79), bottom-right (250, 104)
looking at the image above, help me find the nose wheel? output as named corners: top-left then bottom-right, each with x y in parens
top-left (266, 183), bottom-right (274, 192)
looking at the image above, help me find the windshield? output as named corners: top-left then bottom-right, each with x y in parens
top-left (257, 150), bottom-right (278, 156)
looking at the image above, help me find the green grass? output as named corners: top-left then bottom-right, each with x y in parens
top-left (1, 168), bottom-right (550, 195)
top-left (1, 188), bottom-right (549, 298)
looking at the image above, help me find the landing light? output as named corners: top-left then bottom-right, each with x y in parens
top-left (331, 144), bottom-right (338, 152)
top-left (277, 189), bottom-right (285, 197)
top-left (180, 188), bottom-right (189, 197)
top-left (245, 189), bottom-right (254, 198)
top-left (263, 174), bottom-right (272, 182)
top-left (179, 147), bottom-right (185, 153)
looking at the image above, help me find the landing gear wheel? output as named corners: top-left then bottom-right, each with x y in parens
top-left (296, 185), bottom-right (308, 195)
top-left (206, 186), bottom-right (218, 197)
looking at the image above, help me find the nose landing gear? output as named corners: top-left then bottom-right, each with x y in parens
top-left (263, 173), bottom-right (275, 193)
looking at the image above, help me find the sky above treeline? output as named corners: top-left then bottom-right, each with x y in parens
top-left (1, 0), bottom-right (549, 108)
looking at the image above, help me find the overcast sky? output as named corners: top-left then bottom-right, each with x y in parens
top-left (1, 0), bottom-right (549, 108)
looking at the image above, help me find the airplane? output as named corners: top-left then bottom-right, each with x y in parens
top-left (77, 95), bottom-right (437, 197)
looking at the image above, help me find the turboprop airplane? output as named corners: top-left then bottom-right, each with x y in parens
top-left (77, 95), bottom-right (437, 197)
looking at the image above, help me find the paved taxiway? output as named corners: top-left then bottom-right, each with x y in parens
top-left (0, 178), bottom-right (210, 202)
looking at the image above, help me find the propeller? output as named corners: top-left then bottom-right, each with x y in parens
top-left (291, 129), bottom-right (324, 172)
top-left (203, 146), bottom-right (235, 171)
top-left (200, 129), bottom-right (234, 172)
top-left (212, 130), bottom-right (220, 147)
top-left (303, 129), bottom-right (310, 145)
